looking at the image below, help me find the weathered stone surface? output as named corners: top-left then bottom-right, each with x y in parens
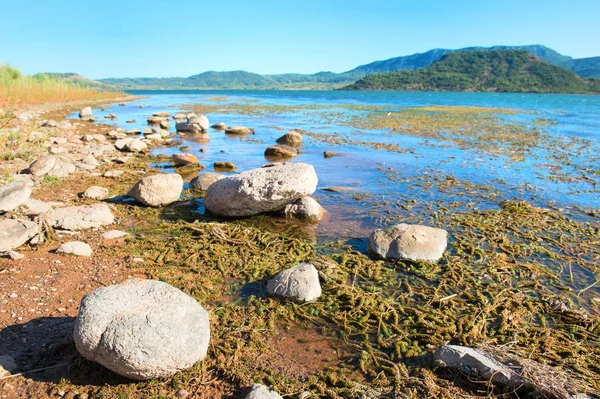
top-left (276, 131), bottom-right (303, 145)
top-left (57, 241), bottom-right (92, 256)
top-left (153, 111), bottom-right (170, 117)
top-left (205, 163), bottom-right (318, 217)
top-left (102, 230), bottom-right (129, 240)
top-left (172, 153), bottom-right (199, 166)
top-left (0, 219), bottom-right (38, 252)
top-left (176, 122), bottom-right (202, 133)
top-left (264, 144), bottom-right (298, 158)
top-left (244, 384), bottom-right (283, 399)
top-left (47, 161), bottom-right (76, 178)
top-left (282, 197), bottom-right (325, 222)
top-left (126, 139), bottom-right (148, 153)
top-left (79, 107), bottom-right (92, 118)
top-left (0, 182), bottom-right (32, 213)
top-left (188, 115), bottom-right (209, 131)
top-left (114, 138), bottom-right (133, 150)
top-left (189, 172), bottom-right (224, 191)
top-left (368, 223), bottom-right (448, 262)
top-left (83, 186), bottom-right (109, 200)
top-left (45, 204), bottom-right (115, 231)
top-left (73, 278), bottom-right (210, 380)
top-left (21, 198), bottom-right (53, 215)
top-left (211, 122), bottom-right (227, 130)
top-left (267, 263), bottom-right (321, 303)
top-left (29, 155), bottom-right (56, 176)
top-left (225, 126), bottom-right (254, 135)
top-left (128, 174), bottom-right (183, 207)
top-left (434, 345), bottom-right (525, 389)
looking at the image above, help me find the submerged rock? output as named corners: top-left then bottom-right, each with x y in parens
top-left (0, 182), bottom-right (32, 213)
top-left (45, 204), bottom-right (115, 231)
top-left (267, 263), bottom-right (321, 303)
top-left (204, 163), bottom-right (318, 217)
top-left (213, 161), bottom-right (236, 170)
top-left (211, 122), bottom-right (227, 130)
top-left (225, 126), bottom-right (254, 135)
top-left (128, 173), bottom-right (183, 207)
top-left (276, 131), bottom-right (303, 145)
top-left (368, 223), bottom-right (447, 262)
top-left (73, 278), bottom-right (210, 380)
top-left (264, 144), bottom-right (298, 158)
top-left (0, 219), bottom-right (39, 252)
top-left (172, 153), bottom-right (199, 166)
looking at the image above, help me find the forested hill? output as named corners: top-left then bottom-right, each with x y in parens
top-left (343, 50), bottom-right (600, 94)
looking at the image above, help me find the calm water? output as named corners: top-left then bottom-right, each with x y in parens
top-left (80, 90), bottom-right (600, 241)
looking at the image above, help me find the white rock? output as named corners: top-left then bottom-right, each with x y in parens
top-left (57, 241), bottom-right (92, 256)
top-left (368, 224), bottom-right (447, 262)
top-left (244, 384), bottom-right (283, 399)
top-left (73, 278), bottom-right (210, 380)
top-left (0, 219), bottom-right (39, 252)
top-left (83, 186), bottom-right (109, 200)
top-left (7, 250), bottom-right (25, 260)
top-left (204, 163), bottom-right (318, 217)
top-left (102, 230), bottom-right (129, 240)
top-left (28, 155), bottom-right (56, 176)
top-left (0, 182), bottom-right (32, 213)
top-left (266, 263), bottom-right (321, 303)
top-left (282, 197), bottom-right (325, 222)
top-left (79, 107), bottom-right (93, 118)
top-left (128, 174), bottom-right (183, 207)
top-left (45, 204), bottom-right (115, 231)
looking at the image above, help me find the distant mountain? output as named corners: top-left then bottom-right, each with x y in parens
top-left (343, 50), bottom-right (600, 94)
top-left (34, 72), bottom-right (113, 89)
top-left (96, 45), bottom-right (600, 90)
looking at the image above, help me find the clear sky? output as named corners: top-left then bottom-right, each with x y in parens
top-left (1, 0), bottom-right (599, 79)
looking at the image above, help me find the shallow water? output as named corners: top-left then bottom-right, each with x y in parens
top-left (79, 90), bottom-right (600, 242)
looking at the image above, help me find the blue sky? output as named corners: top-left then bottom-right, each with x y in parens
top-left (1, 0), bottom-right (599, 79)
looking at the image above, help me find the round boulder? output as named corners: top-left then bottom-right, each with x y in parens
top-left (56, 241), bottom-right (92, 256)
top-left (73, 278), bottom-right (210, 380)
top-left (264, 144), bottom-right (298, 159)
top-left (189, 172), bottom-right (224, 191)
top-left (368, 223), bottom-right (448, 262)
top-left (282, 197), bottom-right (326, 223)
top-left (128, 173), bottom-right (183, 206)
top-left (204, 163), bottom-right (318, 217)
top-left (83, 186), bottom-right (109, 200)
top-left (266, 263), bottom-right (322, 303)
top-left (188, 115), bottom-right (209, 131)
top-left (276, 131), bottom-right (303, 146)
top-left (172, 153), bottom-right (199, 166)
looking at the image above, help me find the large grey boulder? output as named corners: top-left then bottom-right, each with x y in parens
top-left (0, 182), bottom-right (32, 213)
top-left (189, 172), bottom-right (224, 191)
top-left (0, 219), bottom-right (38, 252)
top-left (434, 345), bottom-right (525, 389)
top-left (266, 263), bottom-right (321, 303)
top-left (368, 223), bottom-right (447, 262)
top-left (73, 278), bottom-right (210, 380)
top-left (245, 384), bottom-right (283, 399)
top-left (45, 204), bottom-right (115, 230)
top-left (204, 163), bottom-right (318, 217)
top-left (28, 155), bottom-right (56, 176)
top-left (128, 174), bottom-right (183, 206)
top-left (281, 197), bottom-right (325, 223)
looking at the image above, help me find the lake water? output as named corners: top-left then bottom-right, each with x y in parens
top-left (84, 90), bottom-right (600, 244)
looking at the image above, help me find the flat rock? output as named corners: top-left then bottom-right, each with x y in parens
top-left (102, 230), bottom-right (129, 240)
top-left (73, 278), bottom-right (210, 380)
top-left (21, 198), bottom-right (53, 215)
top-left (57, 241), bottom-right (92, 256)
top-left (281, 197), bottom-right (326, 223)
top-left (264, 144), bottom-right (298, 158)
top-left (368, 223), bottom-right (447, 262)
top-left (45, 204), bottom-right (115, 231)
top-left (28, 155), bottom-right (56, 176)
top-left (267, 263), bottom-right (321, 303)
top-left (83, 186), bottom-right (109, 200)
top-left (225, 126), bottom-right (254, 135)
top-left (189, 172), bottom-right (224, 191)
top-left (204, 163), bottom-right (317, 217)
top-left (214, 161), bottom-right (236, 170)
top-left (276, 131), bottom-right (303, 145)
top-left (173, 153), bottom-right (199, 166)
top-left (104, 170), bottom-right (124, 178)
top-left (0, 219), bottom-right (39, 252)
top-left (128, 173), bottom-right (183, 206)
top-left (244, 384), bottom-right (283, 399)
top-left (434, 345), bottom-right (525, 389)
top-left (211, 122), bottom-right (227, 130)
top-left (0, 182), bottom-right (32, 213)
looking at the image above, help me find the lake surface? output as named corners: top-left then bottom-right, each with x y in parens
top-left (85, 90), bottom-right (600, 244)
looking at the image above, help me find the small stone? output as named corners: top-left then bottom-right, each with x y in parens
top-left (213, 161), bottom-right (236, 170)
top-left (323, 150), bottom-right (337, 158)
top-left (0, 182), bottom-right (32, 213)
top-left (189, 172), bottom-right (224, 191)
top-left (128, 174), bottom-right (183, 207)
top-left (29, 155), bottom-right (57, 176)
top-left (244, 384), bottom-right (283, 399)
top-left (211, 122), bottom-right (227, 130)
top-left (176, 390), bottom-right (189, 398)
top-left (102, 230), bottom-right (129, 240)
top-left (82, 186), bottom-right (109, 200)
top-left (264, 144), bottom-right (298, 158)
top-left (225, 126), bottom-right (254, 135)
top-left (56, 241), bottom-right (92, 257)
top-left (267, 263), bottom-right (321, 303)
top-left (79, 107), bottom-right (92, 118)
